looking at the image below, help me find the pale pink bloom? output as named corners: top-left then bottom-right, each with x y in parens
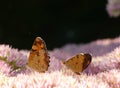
top-left (106, 0), bottom-right (120, 17)
top-left (0, 37), bottom-right (120, 87)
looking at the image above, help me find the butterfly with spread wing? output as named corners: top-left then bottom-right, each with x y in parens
top-left (62, 53), bottom-right (92, 75)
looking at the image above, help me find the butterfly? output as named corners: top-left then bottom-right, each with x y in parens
top-left (62, 53), bottom-right (92, 75)
top-left (27, 37), bottom-right (50, 73)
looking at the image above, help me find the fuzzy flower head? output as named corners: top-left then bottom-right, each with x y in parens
top-left (0, 45), bottom-right (28, 76)
top-left (106, 0), bottom-right (120, 17)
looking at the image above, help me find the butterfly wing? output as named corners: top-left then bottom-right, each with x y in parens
top-left (27, 37), bottom-right (50, 72)
top-left (63, 53), bottom-right (92, 74)
top-left (83, 54), bottom-right (92, 70)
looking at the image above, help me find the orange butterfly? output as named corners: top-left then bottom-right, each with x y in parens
top-left (27, 37), bottom-right (50, 73)
top-left (62, 53), bottom-right (92, 75)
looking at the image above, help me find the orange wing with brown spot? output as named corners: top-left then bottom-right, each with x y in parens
top-left (62, 53), bottom-right (92, 74)
top-left (27, 37), bottom-right (50, 73)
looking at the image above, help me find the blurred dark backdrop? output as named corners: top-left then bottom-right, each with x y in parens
top-left (0, 0), bottom-right (120, 50)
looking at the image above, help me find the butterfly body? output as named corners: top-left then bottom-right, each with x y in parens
top-left (27, 37), bottom-right (50, 73)
top-left (62, 53), bottom-right (92, 74)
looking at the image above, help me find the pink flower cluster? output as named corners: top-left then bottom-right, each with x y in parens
top-left (0, 37), bottom-right (120, 88)
top-left (0, 45), bottom-right (28, 76)
top-left (106, 0), bottom-right (120, 17)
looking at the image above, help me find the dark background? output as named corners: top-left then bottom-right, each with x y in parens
top-left (0, 0), bottom-right (120, 50)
